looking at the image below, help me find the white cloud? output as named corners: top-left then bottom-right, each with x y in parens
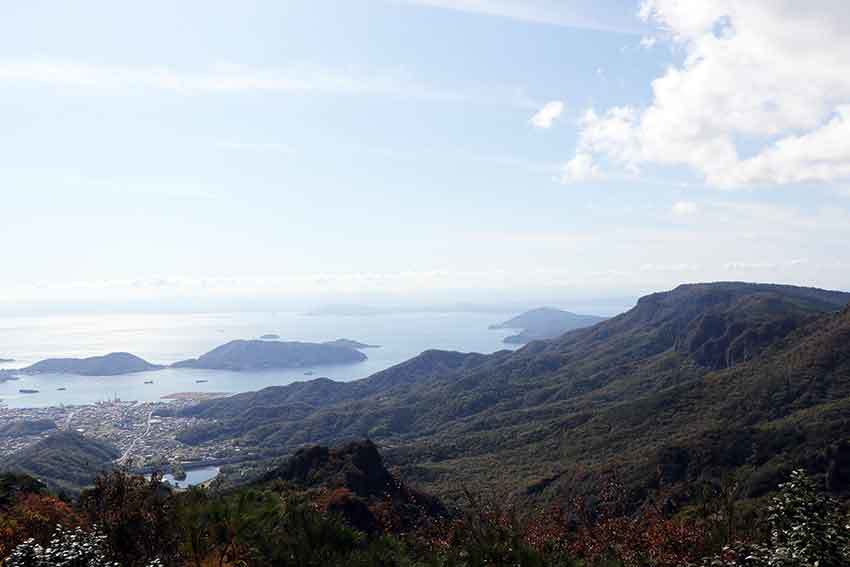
top-left (639, 35), bottom-right (657, 48)
top-left (0, 59), bottom-right (534, 108)
top-left (397, 0), bottom-right (644, 33)
top-left (566, 1), bottom-right (850, 188)
top-left (671, 201), bottom-right (698, 216)
top-left (560, 152), bottom-right (603, 183)
top-left (530, 100), bottom-right (565, 129)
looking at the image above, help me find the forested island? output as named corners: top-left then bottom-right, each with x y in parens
top-left (489, 307), bottom-right (606, 343)
top-left (172, 339), bottom-right (368, 371)
top-left (20, 353), bottom-right (163, 377)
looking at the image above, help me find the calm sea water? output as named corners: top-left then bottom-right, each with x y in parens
top-left (0, 311), bottom-right (517, 408)
top-left (161, 466), bottom-right (221, 488)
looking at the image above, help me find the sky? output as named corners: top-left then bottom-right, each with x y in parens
top-left (1, 0), bottom-right (850, 314)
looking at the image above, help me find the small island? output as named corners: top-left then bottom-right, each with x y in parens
top-left (323, 338), bottom-right (381, 349)
top-left (172, 339), bottom-right (368, 371)
top-left (490, 307), bottom-right (606, 344)
top-left (20, 352), bottom-right (163, 377)
top-left (170, 463), bottom-right (187, 481)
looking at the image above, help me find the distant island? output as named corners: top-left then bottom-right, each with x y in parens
top-left (20, 352), bottom-right (163, 377)
top-left (323, 338), bottom-right (380, 350)
top-left (0, 369), bottom-right (18, 383)
top-left (259, 334), bottom-right (280, 340)
top-left (490, 307), bottom-right (606, 344)
top-left (0, 358), bottom-right (14, 364)
top-left (172, 339), bottom-right (368, 371)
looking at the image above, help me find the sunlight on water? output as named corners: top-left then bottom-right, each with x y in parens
top-left (0, 311), bottom-right (518, 408)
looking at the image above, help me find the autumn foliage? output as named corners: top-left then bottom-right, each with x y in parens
top-left (1, 467), bottom-right (848, 566)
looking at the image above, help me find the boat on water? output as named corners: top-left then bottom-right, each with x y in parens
top-left (304, 370), bottom-right (315, 376)
top-left (19, 389), bottom-right (39, 394)
top-left (56, 387), bottom-right (67, 391)
top-left (195, 379), bottom-right (209, 383)
top-left (144, 380), bottom-right (154, 384)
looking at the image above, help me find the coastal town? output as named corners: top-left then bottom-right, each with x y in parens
top-left (0, 397), bottom-right (241, 470)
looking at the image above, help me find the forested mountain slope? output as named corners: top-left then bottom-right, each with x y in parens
top-left (5, 432), bottom-right (119, 494)
top-left (178, 282), bottom-right (850, 504)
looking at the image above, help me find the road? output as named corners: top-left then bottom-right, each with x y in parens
top-left (116, 410), bottom-right (153, 466)
top-left (63, 410), bottom-right (76, 431)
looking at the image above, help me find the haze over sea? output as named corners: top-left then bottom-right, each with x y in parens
top-left (0, 311), bottom-right (518, 408)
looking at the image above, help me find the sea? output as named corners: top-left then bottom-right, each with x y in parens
top-left (0, 311), bottom-right (519, 409)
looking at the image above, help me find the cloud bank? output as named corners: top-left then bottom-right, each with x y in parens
top-left (564, 0), bottom-right (850, 188)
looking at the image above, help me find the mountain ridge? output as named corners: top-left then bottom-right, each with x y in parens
top-left (176, 282), bottom-right (850, 505)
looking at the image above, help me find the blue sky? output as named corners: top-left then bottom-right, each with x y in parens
top-left (2, 0), bottom-right (849, 313)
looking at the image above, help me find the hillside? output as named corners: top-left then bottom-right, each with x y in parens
top-left (0, 472), bottom-right (45, 508)
top-left (177, 282), bottom-right (850, 506)
top-left (490, 307), bottom-right (606, 343)
top-left (172, 339), bottom-right (367, 371)
top-left (5, 432), bottom-right (119, 493)
top-left (21, 353), bottom-right (162, 376)
top-left (257, 440), bottom-right (445, 533)
top-left (0, 419), bottom-right (57, 437)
